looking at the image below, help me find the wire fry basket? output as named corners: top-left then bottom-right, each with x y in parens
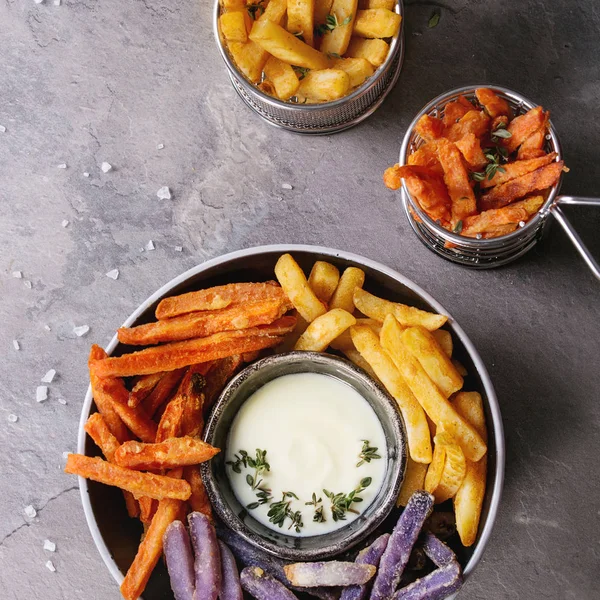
top-left (213, 1), bottom-right (405, 134)
top-left (399, 85), bottom-right (600, 279)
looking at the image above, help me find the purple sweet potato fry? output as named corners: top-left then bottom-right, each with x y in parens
top-left (391, 560), bottom-right (462, 600)
top-left (284, 562), bottom-right (376, 587)
top-left (217, 527), bottom-right (338, 600)
top-left (421, 533), bottom-right (455, 568)
top-left (370, 491), bottom-right (434, 600)
top-left (188, 512), bottom-right (222, 600)
top-left (340, 534), bottom-right (390, 600)
top-left (241, 566), bottom-right (299, 600)
top-left (163, 520), bottom-right (195, 600)
top-left (218, 541), bottom-right (243, 600)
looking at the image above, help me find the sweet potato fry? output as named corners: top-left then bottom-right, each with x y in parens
top-left (414, 114), bottom-right (445, 142)
top-left (179, 366), bottom-right (209, 438)
top-left (142, 368), bottom-right (186, 418)
top-left (203, 355), bottom-right (244, 414)
top-left (121, 490), bottom-right (184, 600)
top-left (461, 196), bottom-right (544, 236)
top-left (353, 287), bottom-right (447, 331)
top-left (408, 142), bottom-right (443, 177)
top-left (504, 106), bottom-right (546, 153)
top-left (446, 110), bottom-right (490, 142)
top-left (88, 346), bottom-right (130, 443)
top-left (517, 115), bottom-right (548, 160)
top-left (139, 497), bottom-right (158, 524)
top-left (436, 138), bottom-right (477, 222)
top-left (129, 372), bottom-right (165, 408)
top-left (84, 413), bottom-right (120, 462)
top-left (119, 299), bottom-right (291, 346)
top-left (155, 282), bottom-right (284, 320)
top-left (442, 96), bottom-right (473, 126)
top-left (114, 437), bottom-right (220, 470)
top-left (480, 152), bottom-right (557, 189)
top-left (480, 161), bottom-right (563, 210)
top-left (308, 261), bottom-right (340, 304)
top-left (65, 454), bottom-right (191, 500)
top-left (156, 396), bottom-right (185, 442)
top-left (330, 267), bottom-right (366, 313)
top-left (124, 491), bottom-right (140, 518)
top-left (184, 465), bottom-right (213, 519)
top-left (475, 88), bottom-right (510, 118)
top-left (454, 133), bottom-right (487, 170)
top-left (90, 319), bottom-right (294, 378)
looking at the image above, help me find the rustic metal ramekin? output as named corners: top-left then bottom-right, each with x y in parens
top-left (399, 84), bottom-right (600, 278)
top-left (214, 1), bottom-right (405, 134)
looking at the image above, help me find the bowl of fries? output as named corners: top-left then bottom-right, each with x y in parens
top-left (73, 245), bottom-right (504, 600)
top-left (385, 85), bottom-right (600, 276)
top-left (214, 0), bottom-right (405, 133)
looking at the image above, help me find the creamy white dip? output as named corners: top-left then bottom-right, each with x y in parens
top-left (226, 372), bottom-right (387, 537)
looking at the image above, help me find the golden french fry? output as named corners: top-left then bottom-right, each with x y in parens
top-left (298, 69), bottom-right (351, 102)
top-left (453, 359), bottom-right (468, 377)
top-left (330, 317), bottom-right (380, 351)
top-left (350, 325), bottom-right (432, 463)
top-left (287, 0), bottom-right (315, 47)
top-left (453, 391), bottom-right (488, 547)
top-left (263, 56), bottom-right (301, 100)
top-left (340, 348), bottom-right (380, 382)
top-left (423, 439), bottom-right (445, 495)
top-left (314, 0), bottom-right (334, 24)
top-left (259, 0), bottom-right (288, 23)
top-left (402, 326), bottom-right (463, 397)
top-left (353, 287), bottom-right (447, 330)
top-left (308, 261), bottom-right (341, 303)
top-left (397, 455), bottom-right (428, 507)
top-left (294, 309), bottom-right (356, 352)
top-left (380, 315), bottom-right (486, 461)
top-left (359, 0), bottom-right (395, 8)
top-left (331, 57), bottom-right (374, 87)
top-left (275, 254), bottom-right (327, 322)
top-left (428, 431), bottom-right (467, 503)
top-left (346, 36), bottom-right (389, 66)
top-left (330, 266), bottom-right (366, 313)
top-left (222, 0), bottom-right (246, 10)
top-left (431, 329), bottom-right (452, 358)
top-left (353, 8), bottom-right (401, 38)
top-left (320, 0), bottom-right (358, 56)
top-left (227, 41), bottom-right (269, 83)
top-left (220, 11), bottom-right (250, 42)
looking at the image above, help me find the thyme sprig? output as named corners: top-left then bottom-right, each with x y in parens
top-left (357, 440), bottom-right (381, 467)
top-left (324, 477), bottom-right (372, 522)
top-left (226, 448), bottom-right (270, 490)
top-left (471, 144), bottom-right (509, 182)
top-left (292, 66), bottom-right (310, 80)
top-left (315, 13), bottom-right (352, 36)
top-left (267, 491), bottom-right (303, 532)
top-left (490, 122), bottom-right (513, 142)
top-left (305, 492), bottom-right (325, 523)
top-left (247, 484), bottom-right (273, 510)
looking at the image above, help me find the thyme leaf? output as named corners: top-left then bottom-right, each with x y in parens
top-left (323, 478), bottom-right (372, 522)
top-left (428, 9), bottom-right (441, 28)
top-left (357, 440), bottom-right (382, 467)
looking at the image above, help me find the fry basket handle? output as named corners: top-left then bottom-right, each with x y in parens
top-left (551, 196), bottom-right (600, 281)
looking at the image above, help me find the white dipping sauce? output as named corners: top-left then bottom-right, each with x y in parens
top-left (226, 372), bottom-right (387, 537)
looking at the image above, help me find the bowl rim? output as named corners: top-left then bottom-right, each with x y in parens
top-left (398, 83), bottom-right (563, 247)
top-left (200, 350), bottom-right (407, 560)
top-left (76, 243), bottom-right (504, 591)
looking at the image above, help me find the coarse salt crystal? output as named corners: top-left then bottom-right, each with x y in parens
top-left (73, 325), bottom-right (90, 337)
top-left (61, 219), bottom-right (69, 227)
top-left (36, 386), bottom-right (49, 402)
top-left (44, 540), bottom-right (56, 552)
top-left (44, 325), bottom-right (51, 331)
top-left (106, 269), bottom-right (119, 280)
top-left (8, 414), bottom-right (18, 423)
top-left (281, 183), bottom-right (293, 190)
top-left (62, 452), bottom-right (70, 459)
top-left (83, 172), bottom-right (90, 178)
top-left (13, 340), bottom-right (20, 350)
top-left (41, 369), bottom-right (56, 383)
top-left (139, 247), bottom-right (145, 252)
top-left (0, 125), bottom-right (6, 133)
top-left (12, 271), bottom-right (22, 278)
top-left (24, 280), bottom-right (32, 289)
top-left (57, 398), bottom-right (67, 405)
top-left (54, 0), bottom-right (61, 5)
top-left (46, 560), bottom-right (56, 572)
top-left (476, 233), bottom-right (483, 240)
top-left (519, 220), bottom-right (526, 227)
top-left (24, 505), bottom-right (37, 518)
top-left (34, 0), bottom-right (44, 4)
top-left (146, 240), bottom-right (155, 251)
top-left (157, 186), bottom-right (171, 200)
top-left (57, 163), bottom-right (67, 169)
top-left (174, 246), bottom-right (183, 252)
top-left (157, 143), bottom-right (164, 150)
top-left (101, 162), bottom-right (112, 173)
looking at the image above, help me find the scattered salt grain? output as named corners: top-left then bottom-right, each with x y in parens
top-left (146, 240), bottom-right (155, 251)
top-left (13, 340), bottom-right (20, 350)
top-left (41, 369), bottom-right (56, 383)
top-left (83, 172), bottom-right (90, 178)
top-left (62, 452), bottom-right (70, 460)
top-left (24, 505), bottom-right (37, 519)
top-left (44, 324), bottom-right (51, 331)
top-left (36, 386), bottom-right (49, 402)
top-left (0, 125), bottom-right (6, 133)
top-left (57, 163), bottom-right (67, 169)
top-left (174, 246), bottom-right (183, 252)
top-left (139, 247), bottom-right (145, 252)
top-left (157, 186), bottom-right (171, 200)
top-left (101, 162), bottom-right (113, 173)
top-left (73, 325), bottom-right (90, 337)
top-left (281, 183), bottom-right (293, 190)
top-left (57, 398), bottom-right (67, 405)
top-left (519, 220), bottom-right (526, 228)
top-left (24, 280), bottom-right (32, 289)
top-left (61, 219), bottom-right (69, 227)
top-left (106, 269), bottom-right (119, 280)
top-left (476, 233), bottom-right (483, 240)
top-left (157, 143), bottom-right (164, 150)
top-left (34, 0), bottom-right (44, 4)
top-left (46, 560), bottom-right (56, 572)
top-left (44, 540), bottom-right (56, 552)
top-left (12, 270), bottom-right (22, 278)
top-left (54, 0), bottom-right (61, 5)
top-left (8, 414), bottom-right (18, 423)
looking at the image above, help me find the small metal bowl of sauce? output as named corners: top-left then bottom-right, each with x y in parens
top-left (201, 351), bottom-right (407, 561)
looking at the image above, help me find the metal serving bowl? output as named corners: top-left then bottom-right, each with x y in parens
top-left (76, 244), bottom-right (504, 599)
top-left (399, 84), bottom-right (600, 278)
top-left (213, 1), bottom-right (405, 134)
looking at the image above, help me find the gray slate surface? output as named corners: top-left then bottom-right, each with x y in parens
top-left (1, 0), bottom-right (599, 598)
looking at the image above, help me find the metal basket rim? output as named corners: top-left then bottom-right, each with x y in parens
top-left (213, 0), bottom-right (404, 113)
top-left (398, 84), bottom-right (564, 247)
